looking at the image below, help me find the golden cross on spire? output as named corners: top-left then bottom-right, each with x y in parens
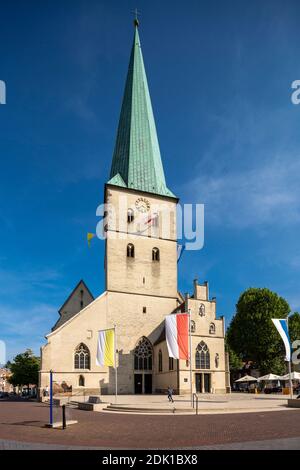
top-left (132, 8), bottom-right (140, 27)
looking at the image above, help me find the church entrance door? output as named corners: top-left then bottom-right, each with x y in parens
top-left (134, 373), bottom-right (152, 394)
top-left (195, 373), bottom-right (211, 393)
top-left (204, 373), bottom-right (211, 393)
top-left (134, 374), bottom-right (143, 394)
top-left (195, 373), bottom-right (202, 393)
top-left (134, 337), bottom-right (153, 394)
top-left (144, 374), bottom-right (152, 394)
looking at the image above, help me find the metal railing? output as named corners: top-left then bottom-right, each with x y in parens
top-left (192, 393), bottom-right (199, 415)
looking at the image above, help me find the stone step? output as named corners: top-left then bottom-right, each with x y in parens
top-left (105, 405), bottom-right (193, 414)
top-left (66, 403), bottom-right (78, 409)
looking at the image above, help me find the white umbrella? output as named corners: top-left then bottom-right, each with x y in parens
top-left (235, 375), bottom-right (258, 383)
top-left (280, 372), bottom-right (300, 381)
top-left (257, 373), bottom-right (281, 382)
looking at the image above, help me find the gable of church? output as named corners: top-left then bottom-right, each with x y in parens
top-left (52, 280), bottom-right (94, 331)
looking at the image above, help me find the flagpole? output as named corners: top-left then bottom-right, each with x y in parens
top-left (287, 317), bottom-right (293, 400)
top-left (188, 308), bottom-right (193, 407)
top-left (288, 358), bottom-right (293, 399)
top-left (114, 324), bottom-right (118, 404)
top-left (49, 369), bottom-right (53, 426)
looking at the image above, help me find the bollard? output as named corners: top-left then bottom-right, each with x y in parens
top-left (62, 404), bottom-right (66, 429)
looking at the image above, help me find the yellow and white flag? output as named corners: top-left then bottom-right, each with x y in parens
top-left (96, 329), bottom-right (115, 367)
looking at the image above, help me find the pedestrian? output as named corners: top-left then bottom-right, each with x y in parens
top-left (167, 386), bottom-right (174, 403)
top-left (45, 385), bottom-right (49, 397)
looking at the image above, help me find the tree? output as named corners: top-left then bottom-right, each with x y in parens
top-left (7, 349), bottom-right (40, 390)
top-left (225, 339), bottom-right (243, 372)
top-left (226, 288), bottom-right (290, 375)
top-left (289, 312), bottom-right (300, 366)
top-left (289, 312), bottom-right (300, 343)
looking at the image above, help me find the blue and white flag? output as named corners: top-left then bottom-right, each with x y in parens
top-left (177, 244), bottom-right (186, 263)
top-left (272, 318), bottom-right (292, 362)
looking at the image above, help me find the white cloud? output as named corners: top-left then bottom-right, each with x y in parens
top-left (186, 154), bottom-right (300, 229)
top-left (0, 302), bottom-right (57, 360)
top-left (0, 267), bottom-right (62, 296)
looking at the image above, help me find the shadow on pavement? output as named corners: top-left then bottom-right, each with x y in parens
top-left (1, 420), bottom-right (45, 428)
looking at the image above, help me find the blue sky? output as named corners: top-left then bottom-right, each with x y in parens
top-left (1, 0), bottom-right (300, 360)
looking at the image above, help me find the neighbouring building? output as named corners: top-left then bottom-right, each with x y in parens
top-left (0, 368), bottom-right (13, 393)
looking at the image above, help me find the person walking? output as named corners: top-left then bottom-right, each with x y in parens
top-left (167, 386), bottom-right (174, 403)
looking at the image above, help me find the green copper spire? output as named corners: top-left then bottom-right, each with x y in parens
top-left (108, 24), bottom-right (176, 198)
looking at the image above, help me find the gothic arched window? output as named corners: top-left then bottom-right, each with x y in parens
top-left (74, 343), bottom-right (90, 370)
top-left (152, 247), bottom-right (160, 261)
top-left (127, 209), bottom-right (134, 223)
top-left (195, 341), bottom-right (210, 370)
top-left (79, 375), bottom-right (85, 386)
top-left (209, 322), bottom-right (216, 334)
top-left (190, 320), bottom-right (196, 333)
top-left (127, 243), bottom-right (135, 258)
top-left (158, 349), bottom-right (163, 372)
top-left (134, 337), bottom-right (153, 371)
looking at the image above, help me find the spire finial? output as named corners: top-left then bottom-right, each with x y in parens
top-left (133, 8), bottom-right (140, 27)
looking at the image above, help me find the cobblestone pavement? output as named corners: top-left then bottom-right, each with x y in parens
top-left (1, 436), bottom-right (300, 450)
top-left (0, 400), bottom-right (299, 449)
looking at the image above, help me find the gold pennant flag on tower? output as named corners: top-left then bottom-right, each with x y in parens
top-left (87, 232), bottom-right (96, 248)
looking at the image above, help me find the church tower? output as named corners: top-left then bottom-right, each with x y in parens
top-left (105, 23), bottom-right (178, 300)
top-left (103, 21), bottom-right (180, 393)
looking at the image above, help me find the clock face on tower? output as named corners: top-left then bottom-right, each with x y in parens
top-left (135, 197), bottom-right (150, 213)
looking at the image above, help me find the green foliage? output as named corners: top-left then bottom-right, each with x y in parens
top-left (226, 288), bottom-right (290, 375)
top-left (227, 344), bottom-right (243, 371)
top-left (289, 312), bottom-right (300, 343)
top-left (8, 349), bottom-right (40, 387)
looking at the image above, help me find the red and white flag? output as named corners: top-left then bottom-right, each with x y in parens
top-left (165, 313), bottom-right (189, 360)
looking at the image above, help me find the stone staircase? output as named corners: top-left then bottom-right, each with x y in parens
top-left (104, 404), bottom-right (194, 414)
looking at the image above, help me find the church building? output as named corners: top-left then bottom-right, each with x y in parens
top-left (39, 21), bottom-right (229, 396)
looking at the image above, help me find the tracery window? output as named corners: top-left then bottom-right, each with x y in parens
top-left (134, 337), bottom-right (153, 371)
top-left (195, 341), bottom-right (210, 370)
top-left (74, 343), bottom-right (90, 370)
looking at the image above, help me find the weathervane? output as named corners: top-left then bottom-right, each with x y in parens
top-left (132, 8), bottom-right (140, 27)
